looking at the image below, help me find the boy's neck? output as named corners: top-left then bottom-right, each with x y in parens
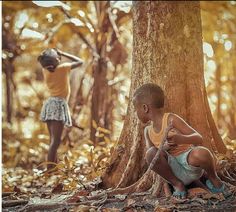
top-left (150, 108), bottom-right (165, 125)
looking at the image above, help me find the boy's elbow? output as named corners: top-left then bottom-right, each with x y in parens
top-left (77, 60), bottom-right (83, 66)
top-left (77, 57), bottom-right (83, 63)
top-left (76, 61), bottom-right (83, 66)
top-left (71, 61), bottom-right (83, 69)
top-left (197, 134), bottom-right (203, 145)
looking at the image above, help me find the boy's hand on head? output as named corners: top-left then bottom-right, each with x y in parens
top-left (54, 48), bottom-right (63, 56)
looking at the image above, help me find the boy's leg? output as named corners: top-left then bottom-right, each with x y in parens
top-left (146, 147), bottom-right (185, 192)
top-left (47, 120), bottom-right (64, 170)
top-left (187, 147), bottom-right (222, 188)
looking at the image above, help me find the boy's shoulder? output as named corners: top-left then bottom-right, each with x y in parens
top-left (144, 124), bottom-right (152, 138)
top-left (167, 112), bottom-right (184, 126)
top-left (167, 112), bottom-right (182, 120)
top-left (57, 62), bottom-right (71, 71)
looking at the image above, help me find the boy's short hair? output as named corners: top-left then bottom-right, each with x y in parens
top-left (37, 48), bottom-right (60, 68)
top-left (133, 83), bottom-right (164, 108)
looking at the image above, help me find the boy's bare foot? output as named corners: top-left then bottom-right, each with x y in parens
top-left (172, 181), bottom-right (187, 200)
top-left (209, 177), bottom-right (223, 188)
top-left (206, 179), bottom-right (233, 199)
top-left (174, 181), bottom-right (185, 192)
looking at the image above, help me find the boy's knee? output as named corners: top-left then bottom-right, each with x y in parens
top-left (190, 147), bottom-right (212, 162)
top-left (145, 147), bottom-right (166, 165)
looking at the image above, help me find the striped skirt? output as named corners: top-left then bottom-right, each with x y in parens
top-left (40, 97), bottom-right (72, 127)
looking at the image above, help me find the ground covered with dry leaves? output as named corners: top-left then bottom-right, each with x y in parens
top-left (2, 153), bottom-right (236, 211)
top-left (2, 123), bottom-right (236, 211)
top-left (2, 181), bottom-right (236, 211)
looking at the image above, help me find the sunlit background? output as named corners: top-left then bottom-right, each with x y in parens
top-left (2, 1), bottom-right (236, 192)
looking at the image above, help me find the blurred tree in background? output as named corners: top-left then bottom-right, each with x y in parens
top-left (2, 1), bottom-right (236, 193)
top-left (201, 1), bottom-right (236, 142)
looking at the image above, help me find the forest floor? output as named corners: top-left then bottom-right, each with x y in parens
top-left (3, 134), bottom-right (236, 211)
top-left (2, 179), bottom-right (236, 212)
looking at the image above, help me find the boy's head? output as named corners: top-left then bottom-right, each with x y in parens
top-left (37, 48), bottom-right (61, 72)
top-left (132, 83), bottom-right (164, 123)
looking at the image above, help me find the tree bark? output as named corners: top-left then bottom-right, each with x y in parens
top-left (102, 1), bottom-right (227, 189)
top-left (216, 65), bottom-right (222, 124)
top-left (5, 62), bottom-right (13, 124)
top-left (90, 57), bottom-right (109, 144)
top-left (90, 2), bottom-right (111, 145)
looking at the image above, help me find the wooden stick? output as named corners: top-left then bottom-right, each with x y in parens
top-left (2, 192), bottom-right (15, 197)
top-left (2, 200), bottom-right (28, 208)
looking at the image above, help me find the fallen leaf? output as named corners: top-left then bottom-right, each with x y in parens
top-left (14, 186), bottom-right (21, 193)
top-left (52, 183), bottom-right (63, 194)
top-left (126, 198), bottom-right (136, 206)
top-left (154, 206), bottom-right (172, 212)
top-left (67, 190), bottom-right (89, 203)
top-left (187, 187), bottom-right (209, 199)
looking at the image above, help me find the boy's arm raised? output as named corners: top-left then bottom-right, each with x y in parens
top-left (57, 50), bottom-right (83, 69)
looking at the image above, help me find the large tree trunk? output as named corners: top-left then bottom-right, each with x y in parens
top-left (102, 1), bottom-right (227, 190)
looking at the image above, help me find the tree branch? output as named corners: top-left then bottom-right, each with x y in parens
top-left (3, 200), bottom-right (28, 208)
top-left (60, 7), bottom-right (100, 59)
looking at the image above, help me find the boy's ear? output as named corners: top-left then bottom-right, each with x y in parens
top-left (143, 104), bottom-right (149, 113)
top-left (37, 55), bottom-right (42, 62)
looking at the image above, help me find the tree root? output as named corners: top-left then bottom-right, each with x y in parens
top-left (19, 201), bottom-right (92, 212)
top-left (116, 123), bottom-right (143, 188)
top-left (2, 192), bottom-right (15, 197)
top-left (84, 169), bottom-right (155, 202)
top-left (68, 169), bottom-right (164, 211)
top-left (2, 200), bottom-right (28, 208)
